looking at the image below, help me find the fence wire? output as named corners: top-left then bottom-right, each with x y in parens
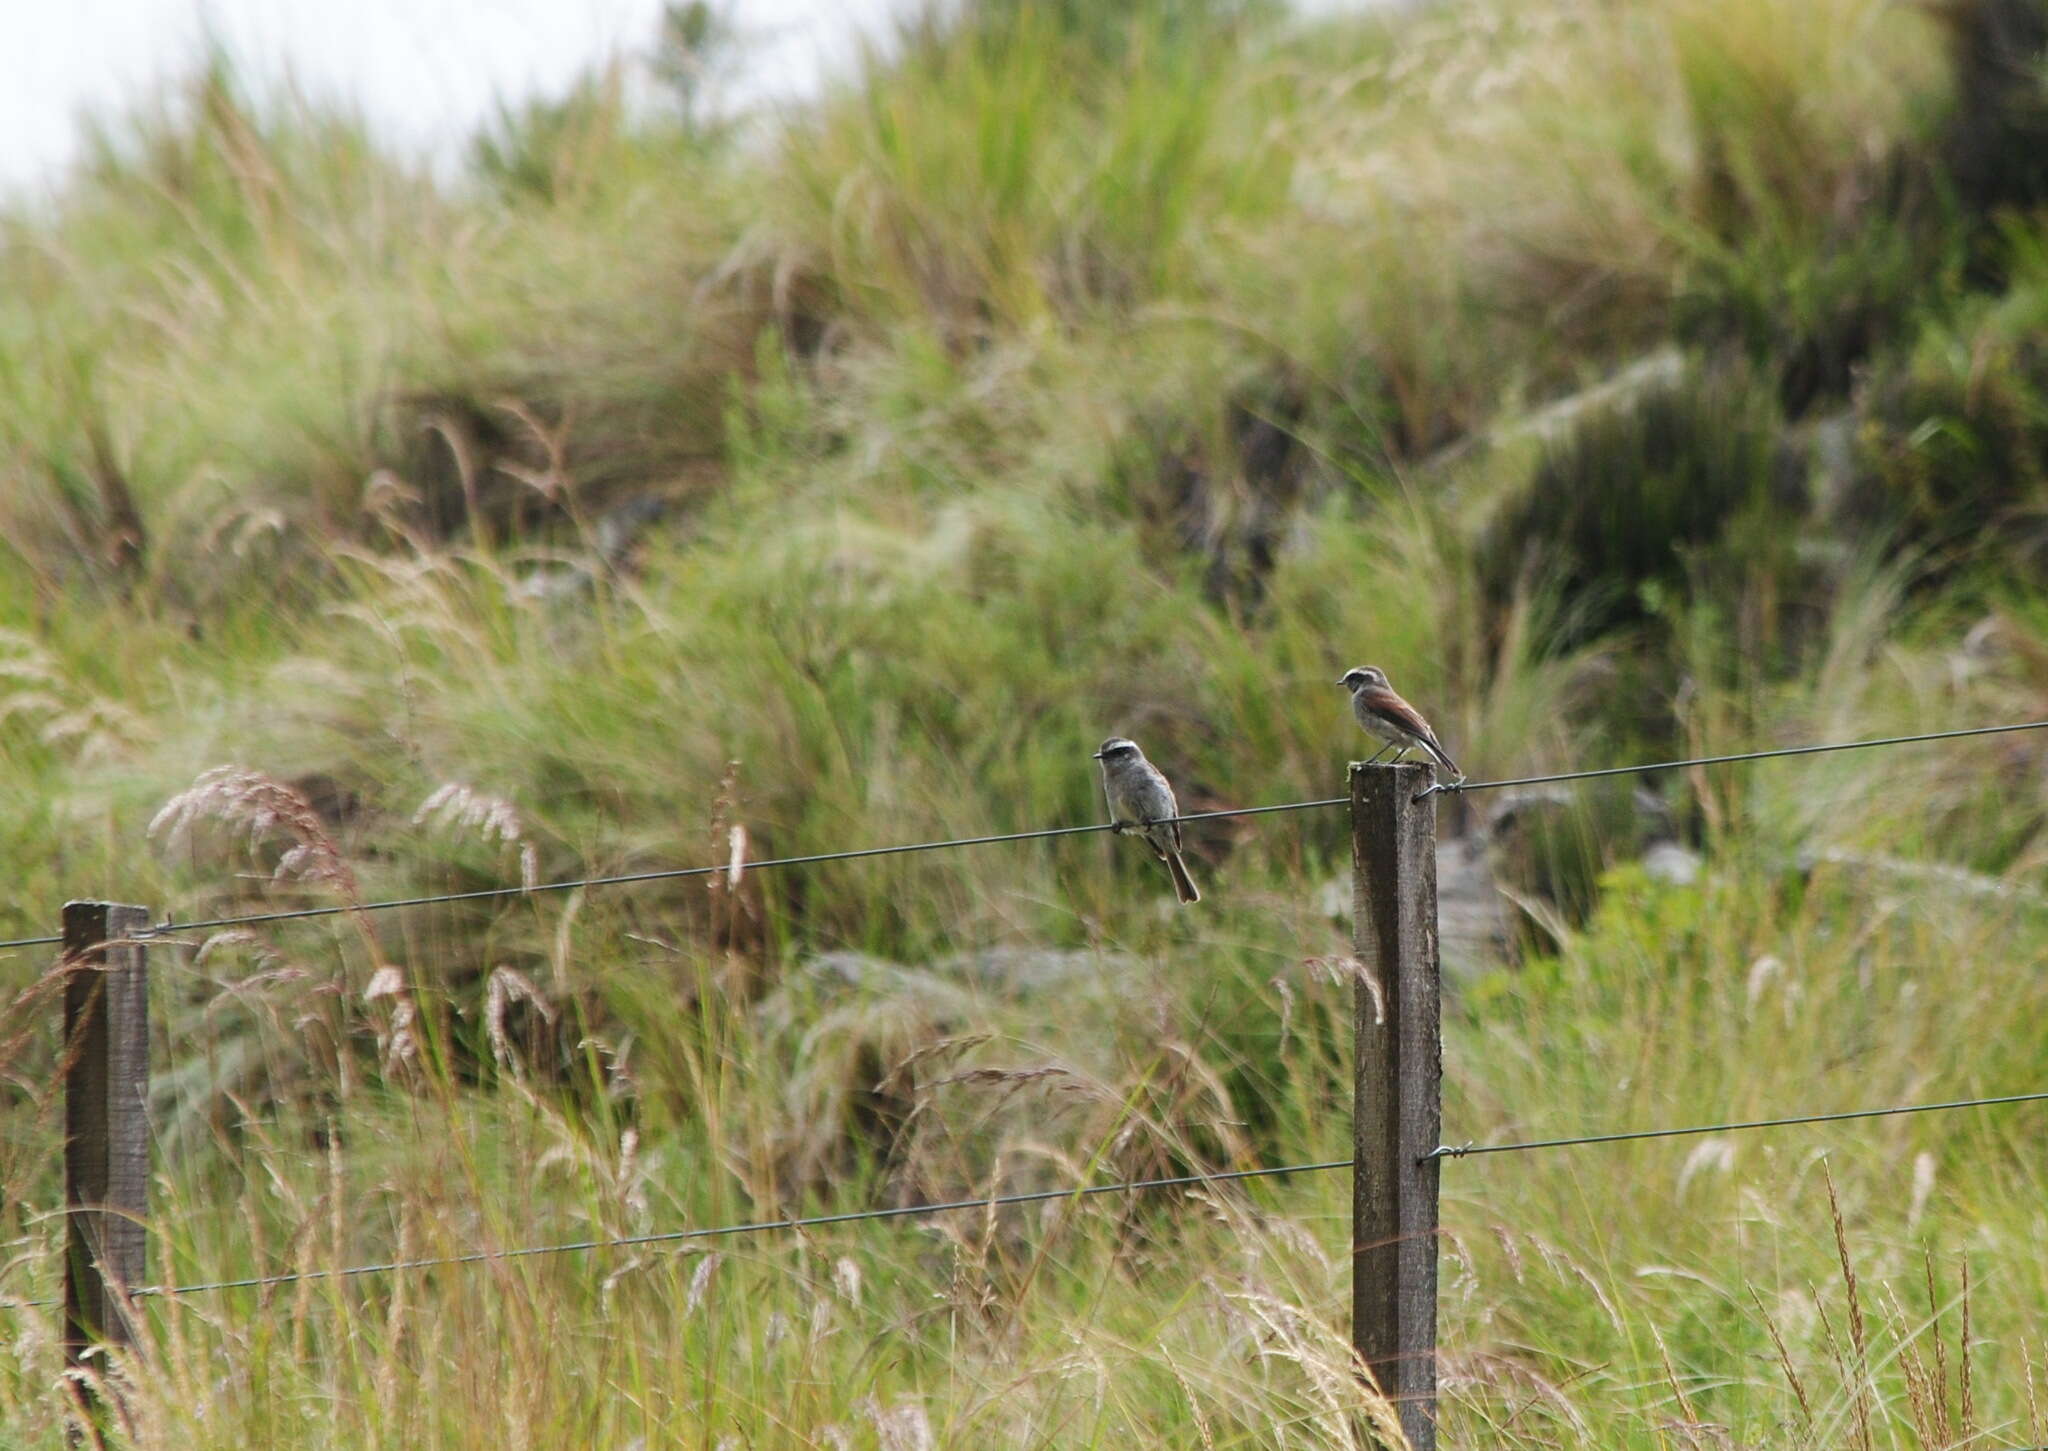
top-left (9, 719), bottom-right (2048, 1321)
top-left (7, 1086), bottom-right (2043, 1309)
top-left (0, 795), bottom-right (1348, 952)
top-left (1421, 717), bottom-right (2048, 798)
top-left (9, 1157), bottom-right (1351, 1306)
top-left (4, 716), bottom-right (2045, 953)
top-left (1425, 1088), bottom-right (2048, 1162)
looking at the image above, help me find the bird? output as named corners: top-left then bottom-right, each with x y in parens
top-left (1093, 737), bottom-right (1201, 905)
top-left (1339, 666), bottom-right (1463, 779)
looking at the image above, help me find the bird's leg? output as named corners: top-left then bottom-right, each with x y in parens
top-left (1363, 743), bottom-right (1394, 765)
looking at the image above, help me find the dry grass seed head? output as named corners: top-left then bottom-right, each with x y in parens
top-left (1160, 1343), bottom-right (1217, 1451)
top-left (864, 1396), bottom-right (936, 1451)
top-left (1745, 1283), bottom-right (1813, 1427)
top-left (484, 964), bottom-right (557, 1080)
top-left (684, 1250), bottom-right (720, 1314)
top-left (0, 628), bottom-right (151, 762)
top-left (1303, 954), bottom-right (1383, 1024)
top-left (1822, 1163), bottom-right (1874, 1451)
top-left (492, 397), bottom-right (577, 506)
top-left (1227, 1285), bottom-right (1407, 1450)
top-left (2023, 1332), bottom-right (2043, 1442)
top-left (1524, 1232), bottom-right (1625, 1336)
top-left (1958, 1256), bottom-right (1973, 1435)
top-left (153, 766), bottom-right (362, 902)
top-left (0, 958), bottom-right (79, 1107)
top-left (926, 1063), bottom-right (1105, 1116)
top-left (362, 964), bottom-right (418, 1072)
top-left (761, 972), bottom-right (984, 1201)
top-left (1922, 1250), bottom-right (1954, 1444)
top-left (414, 782), bottom-right (538, 890)
top-left (1445, 1347), bottom-right (1593, 1441)
top-left (1884, 1282), bottom-right (1940, 1448)
top-left (1649, 1322), bottom-right (1702, 1432)
top-left (414, 782), bottom-right (524, 844)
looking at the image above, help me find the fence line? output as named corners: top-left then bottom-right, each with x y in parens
top-left (23, 720), bottom-right (2048, 1441)
top-left (1421, 717), bottom-right (2048, 798)
top-left (11, 1158), bottom-right (1354, 1307)
top-left (1424, 1088), bottom-right (2048, 1162)
top-left (3, 716), bottom-right (2045, 955)
top-left (0, 796), bottom-right (1351, 953)
top-left (12, 1085), bottom-right (2041, 1313)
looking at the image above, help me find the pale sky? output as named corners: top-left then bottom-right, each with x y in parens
top-left (0, 0), bottom-right (907, 200)
top-left (1, 0), bottom-right (1387, 203)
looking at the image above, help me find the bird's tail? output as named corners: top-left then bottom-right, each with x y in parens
top-left (1423, 736), bottom-right (1463, 781)
top-left (1165, 851), bottom-right (1201, 905)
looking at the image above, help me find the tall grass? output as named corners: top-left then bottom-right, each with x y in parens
top-left (7, 0), bottom-right (2048, 1445)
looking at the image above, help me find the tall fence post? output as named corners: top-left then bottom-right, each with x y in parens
top-left (62, 900), bottom-right (151, 1421)
top-left (1351, 763), bottom-right (1441, 1448)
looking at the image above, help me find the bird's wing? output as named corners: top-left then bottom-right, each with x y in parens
top-left (1157, 775), bottom-right (1185, 851)
top-left (1360, 686), bottom-right (1439, 744)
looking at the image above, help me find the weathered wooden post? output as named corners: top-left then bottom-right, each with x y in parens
top-left (1350, 764), bottom-right (1441, 1447)
top-left (61, 901), bottom-right (151, 1428)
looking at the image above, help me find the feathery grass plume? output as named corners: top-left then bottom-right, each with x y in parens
top-left (414, 781), bottom-right (538, 891)
top-left (863, 1396), bottom-right (936, 1451)
top-left (701, 758), bottom-right (768, 972)
top-left (0, 959), bottom-right (87, 1197)
top-left (683, 1250), bottom-right (720, 1315)
top-left (152, 766), bottom-right (363, 902)
top-left (1303, 954), bottom-right (1381, 1024)
top-left (483, 964), bottom-right (555, 1082)
top-left (1224, 1286), bottom-right (1408, 1449)
top-left (362, 964), bottom-right (418, 1072)
top-left (0, 628), bottom-right (151, 763)
top-left (150, 768), bottom-right (415, 1084)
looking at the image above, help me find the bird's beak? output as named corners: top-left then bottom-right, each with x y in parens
top-left (1335, 675), bottom-right (1349, 686)
top-left (1091, 749), bottom-right (1106, 759)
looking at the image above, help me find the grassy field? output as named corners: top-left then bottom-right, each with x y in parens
top-left (7, 0), bottom-right (2048, 1444)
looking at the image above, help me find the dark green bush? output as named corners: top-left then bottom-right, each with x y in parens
top-left (1479, 364), bottom-right (1796, 651)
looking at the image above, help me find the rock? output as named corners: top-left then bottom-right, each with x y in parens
top-left (1643, 840), bottom-right (1702, 886)
top-left (513, 562), bottom-right (593, 601)
top-left (934, 945), bottom-right (1138, 993)
top-left (596, 493), bottom-right (671, 564)
top-left (1317, 834), bottom-right (1518, 987)
top-left (1436, 833), bottom-right (1515, 985)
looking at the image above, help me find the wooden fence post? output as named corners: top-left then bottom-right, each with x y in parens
top-left (1351, 764), bottom-right (1441, 1448)
top-left (62, 901), bottom-right (151, 1418)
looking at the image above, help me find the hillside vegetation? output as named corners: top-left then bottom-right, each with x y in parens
top-left (7, 0), bottom-right (2048, 1445)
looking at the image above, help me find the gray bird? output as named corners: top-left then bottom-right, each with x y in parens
top-left (1093, 737), bottom-right (1200, 905)
top-left (1340, 666), bottom-right (1463, 779)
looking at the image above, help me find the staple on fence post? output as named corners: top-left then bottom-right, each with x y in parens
top-left (1350, 763), bottom-right (1441, 1449)
top-left (62, 901), bottom-right (151, 1430)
